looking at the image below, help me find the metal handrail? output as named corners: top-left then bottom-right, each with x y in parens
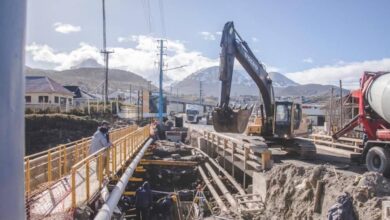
top-left (70, 125), bottom-right (150, 208)
top-left (24, 125), bottom-right (137, 197)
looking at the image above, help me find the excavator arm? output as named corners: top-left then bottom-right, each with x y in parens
top-left (213, 21), bottom-right (274, 133)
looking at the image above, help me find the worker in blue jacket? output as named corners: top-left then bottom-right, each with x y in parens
top-left (135, 181), bottom-right (152, 220)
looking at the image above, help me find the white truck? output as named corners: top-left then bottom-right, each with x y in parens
top-left (185, 104), bottom-right (204, 124)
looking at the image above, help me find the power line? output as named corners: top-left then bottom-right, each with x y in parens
top-left (158, 0), bottom-right (166, 37)
top-left (101, 0), bottom-right (114, 104)
top-left (139, 0), bottom-right (152, 33)
top-left (145, 0), bottom-right (152, 32)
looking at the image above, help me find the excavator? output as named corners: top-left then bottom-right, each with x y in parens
top-left (212, 21), bottom-right (313, 156)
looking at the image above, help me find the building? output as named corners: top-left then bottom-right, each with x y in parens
top-left (301, 104), bottom-right (325, 126)
top-left (64, 85), bottom-right (97, 107)
top-left (25, 76), bottom-right (74, 111)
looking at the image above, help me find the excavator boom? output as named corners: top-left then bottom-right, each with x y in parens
top-left (213, 21), bottom-right (274, 133)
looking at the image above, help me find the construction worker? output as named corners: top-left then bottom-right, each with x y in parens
top-left (89, 121), bottom-right (113, 180)
top-left (135, 181), bottom-right (152, 220)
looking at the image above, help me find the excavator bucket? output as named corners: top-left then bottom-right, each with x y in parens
top-left (212, 106), bottom-right (253, 133)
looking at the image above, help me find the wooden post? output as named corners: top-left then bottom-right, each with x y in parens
top-left (261, 150), bottom-right (272, 170)
top-left (313, 180), bottom-right (325, 213)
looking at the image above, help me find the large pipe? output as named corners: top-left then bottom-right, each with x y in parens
top-left (366, 73), bottom-right (390, 124)
top-left (192, 147), bottom-right (245, 196)
top-left (0, 0), bottom-right (27, 219)
top-left (204, 162), bottom-right (238, 209)
top-left (198, 166), bottom-right (228, 213)
top-left (95, 138), bottom-right (153, 220)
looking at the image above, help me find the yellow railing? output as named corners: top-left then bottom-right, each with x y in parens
top-left (24, 125), bottom-right (137, 197)
top-left (70, 125), bottom-right (150, 208)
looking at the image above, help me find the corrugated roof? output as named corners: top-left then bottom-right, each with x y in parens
top-left (26, 76), bottom-right (74, 96)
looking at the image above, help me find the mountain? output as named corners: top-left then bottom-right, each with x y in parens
top-left (25, 67), bottom-right (156, 93)
top-left (171, 66), bottom-right (299, 97)
top-left (71, 58), bottom-right (103, 69)
top-left (171, 66), bottom-right (349, 98)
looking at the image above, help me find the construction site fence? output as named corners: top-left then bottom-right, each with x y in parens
top-left (202, 130), bottom-right (271, 187)
top-left (70, 125), bottom-right (150, 208)
top-left (24, 125), bottom-right (137, 197)
top-left (303, 134), bottom-right (363, 153)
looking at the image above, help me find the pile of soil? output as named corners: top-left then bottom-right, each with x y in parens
top-left (259, 163), bottom-right (390, 220)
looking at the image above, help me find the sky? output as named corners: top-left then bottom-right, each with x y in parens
top-left (26, 0), bottom-right (390, 88)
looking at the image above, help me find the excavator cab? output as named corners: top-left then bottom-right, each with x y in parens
top-left (273, 102), bottom-right (302, 139)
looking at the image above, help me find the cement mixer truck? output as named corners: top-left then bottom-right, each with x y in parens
top-left (333, 71), bottom-right (390, 176)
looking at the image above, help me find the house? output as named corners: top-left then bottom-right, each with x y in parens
top-left (64, 85), bottom-right (98, 107)
top-left (301, 104), bottom-right (325, 126)
top-left (25, 76), bottom-right (74, 110)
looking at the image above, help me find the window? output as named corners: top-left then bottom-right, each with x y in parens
top-left (38, 96), bottom-right (49, 103)
top-left (54, 96), bottom-right (59, 103)
top-left (25, 96), bottom-right (31, 103)
top-left (68, 98), bottom-right (73, 105)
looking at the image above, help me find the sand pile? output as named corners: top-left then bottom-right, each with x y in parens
top-left (258, 163), bottom-right (390, 220)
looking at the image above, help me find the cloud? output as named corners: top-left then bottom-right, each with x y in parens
top-left (26, 35), bottom-right (218, 82)
top-left (252, 37), bottom-right (258, 42)
top-left (286, 58), bottom-right (390, 89)
top-left (302, 57), bottom-right (314, 63)
top-left (199, 31), bottom-right (216, 41)
top-left (117, 36), bottom-right (138, 43)
top-left (53, 22), bottom-right (81, 34)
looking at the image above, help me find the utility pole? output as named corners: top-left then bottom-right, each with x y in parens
top-left (329, 87), bottom-right (334, 135)
top-left (129, 84), bottom-right (132, 104)
top-left (101, 0), bottom-right (113, 105)
top-left (339, 80), bottom-right (343, 128)
top-left (157, 39), bottom-right (166, 123)
top-left (199, 81), bottom-right (203, 105)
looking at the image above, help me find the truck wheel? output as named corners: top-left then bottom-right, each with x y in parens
top-left (366, 146), bottom-right (390, 177)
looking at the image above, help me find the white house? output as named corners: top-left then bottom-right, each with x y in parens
top-left (25, 76), bottom-right (74, 111)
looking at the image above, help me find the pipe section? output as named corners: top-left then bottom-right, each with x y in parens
top-left (0, 0), bottom-right (27, 219)
top-left (95, 138), bottom-right (153, 220)
top-left (198, 166), bottom-right (228, 213)
top-left (193, 147), bottom-right (245, 196)
top-left (204, 162), bottom-right (238, 209)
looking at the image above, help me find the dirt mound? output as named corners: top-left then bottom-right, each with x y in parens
top-left (259, 163), bottom-right (390, 220)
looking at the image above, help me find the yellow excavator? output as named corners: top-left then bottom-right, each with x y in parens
top-left (212, 22), bottom-right (315, 157)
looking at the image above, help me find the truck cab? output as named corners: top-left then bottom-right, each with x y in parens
top-left (186, 104), bottom-right (204, 124)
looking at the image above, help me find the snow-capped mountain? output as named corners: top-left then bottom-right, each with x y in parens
top-left (171, 66), bottom-right (300, 97)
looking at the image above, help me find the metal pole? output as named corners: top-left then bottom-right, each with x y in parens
top-left (198, 166), bottom-right (228, 213)
top-left (192, 147), bottom-right (245, 195)
top-left (339, 80), bottom-right (343, 127)
top-left (199, 81), bottom-right (203, 105)
top-left (158, 40), bottom-right (164, 123)
top-left (329, 87), bottom-right (334, 135)
top-left (0, 0), bottom-right (27, 219)
top-left (204, 163), bottom-right (238, 208)
top-left (95, 139), bottom-right (153, 220)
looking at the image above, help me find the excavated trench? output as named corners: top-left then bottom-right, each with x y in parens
top-left (91, 139), bottom-right (240, 220)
